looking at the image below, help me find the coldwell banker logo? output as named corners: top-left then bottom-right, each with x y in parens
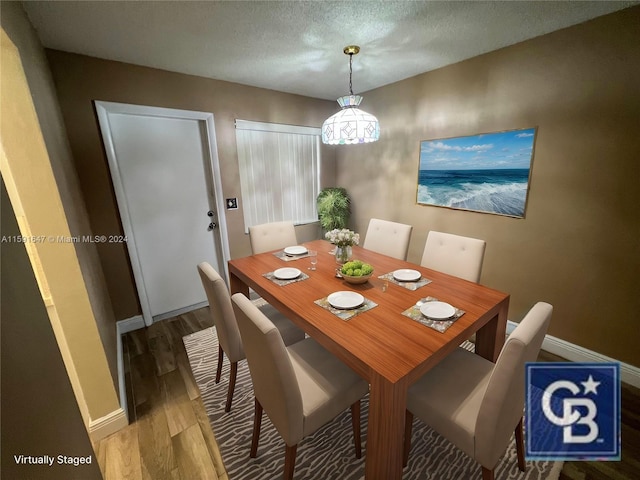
top-left (526, 362), bottom-right (620, 461)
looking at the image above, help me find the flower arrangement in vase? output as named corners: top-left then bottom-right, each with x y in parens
top-left (325, 228), bottom-right (360, 264)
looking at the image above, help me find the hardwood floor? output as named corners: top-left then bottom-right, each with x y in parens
top-left (93, 309), bottom-right (639, 479)
top-left (93, 307), bottom-right (227, 480)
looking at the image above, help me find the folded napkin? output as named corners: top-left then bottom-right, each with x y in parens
top-left (314, 296), bottom-right (377, 321)
top-left (273, 250), bottom-right (310, 262)
top-left (378, 272), bottom-right (432, 291)
top-left (402, 297), bottom-right (465, 333)
top-left (263, 271), bottom-right (309, 286)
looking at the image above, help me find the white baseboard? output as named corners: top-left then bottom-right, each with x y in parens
top-left (111, 315), bottom-right (145, 436)
top-left (507, 321), bottom-right (640, 388)
top-left (88, 407), bottom-right (128, 442)
top-left (117, 314), bottom-right (145, 334)
top-left (152, 301), bottom-right (209, 323)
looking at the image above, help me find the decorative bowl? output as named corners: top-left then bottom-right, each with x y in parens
top-left (341, 273), bottom-right (373, 284)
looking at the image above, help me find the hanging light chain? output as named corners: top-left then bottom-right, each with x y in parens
top-left (349, 52), bottom-right (354, 96)
top-left (343, 45), bottom-right (360, 96)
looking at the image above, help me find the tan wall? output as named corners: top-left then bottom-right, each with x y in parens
top-left (1, 3), bottom-right (121, 429)
top-left (1, 0), bottom-right (119, 400)
top-left (337, 7), bottom-right (640, 367)
top-left (46, 50), bottom-right (337, 320)
top-left (1, 181), bottom-right (102, 479)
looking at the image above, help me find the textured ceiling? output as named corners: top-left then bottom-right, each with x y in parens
top-left (23, 1), bottom-right (636, 100)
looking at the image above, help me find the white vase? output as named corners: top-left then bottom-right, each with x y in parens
top-left (335, 245), bottom-right (352, 265)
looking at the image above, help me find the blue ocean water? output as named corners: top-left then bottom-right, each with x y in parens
top-left (417, 169), bottom-right (530, 217)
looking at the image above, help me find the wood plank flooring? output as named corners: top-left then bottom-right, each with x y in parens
top-left (93, 307), bottom-right (228, 480)
top-left (93, 308), bottom-right (639, 479)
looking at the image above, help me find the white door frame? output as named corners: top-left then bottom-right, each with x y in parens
top-left (95, 101), bottom-right (231, 326)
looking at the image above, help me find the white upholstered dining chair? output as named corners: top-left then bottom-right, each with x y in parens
top-left (197, 262), bottom-right (305, 412)
top-left (249, 221), bottom-right (298, 254)
top-left (420, 230), bottom-right (486, 283)
top-left (403, 301), bottom-right (553, 480)
top-left (231, 293), bottom-right (369, 480)
top-left (363, 218), bottom-right (413, 260)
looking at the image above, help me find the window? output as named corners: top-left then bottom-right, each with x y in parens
top-left (235, 120), bottom-right (321, 231)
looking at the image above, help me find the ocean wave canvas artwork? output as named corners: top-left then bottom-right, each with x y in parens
top-left (417, 128), bottom-right (537, 218)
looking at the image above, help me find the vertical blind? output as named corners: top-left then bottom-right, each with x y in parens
top-left (235, 120), bottom-right (321, 231)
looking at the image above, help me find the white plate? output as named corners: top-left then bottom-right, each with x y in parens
top-left (284, 245), bottom-right (308, 256)
top-left (393, 269), bottom-right (421, 282)
top-left (273, 267), bottom-right (302, 280)
top-left (327, 291), bottom-right (365, 310)
top-left (420, 301), bottom-right (456, 320)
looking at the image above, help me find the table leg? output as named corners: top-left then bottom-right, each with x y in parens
top-left (475, 299), bottom-right (509, 362)
top-left (364, 374), bottom-right (407, 480)
top-left (229, 271), bottom-right (249, 296)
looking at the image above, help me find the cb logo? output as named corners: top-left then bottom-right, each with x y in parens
top-left (526, 362), bottom-right (620, 461)
top-left (541, 378), bottom-right (599, 443)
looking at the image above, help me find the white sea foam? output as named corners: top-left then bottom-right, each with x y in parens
top-left (418, 181), bottom-right (527, 216)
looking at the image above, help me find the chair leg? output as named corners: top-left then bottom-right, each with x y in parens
top-left (350, 401), bottom-right (362, 459)
top-left (215, 345), bottom-right (224, 384)
top-left (481, 466), bottom-right (495, 480)
top-left (250, 398), bottom-right (263, 458)
top-left (403, 410), bottom-right (413, 468)
top-left (283, 444), bottom-right (297, 480)
top-left (224, 361), bottom-right (238, 412)
top-left (515, 417), bottom-right (526, 472)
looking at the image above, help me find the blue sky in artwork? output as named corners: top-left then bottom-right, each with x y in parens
top-left (419, 128), bottom-right (536, 170)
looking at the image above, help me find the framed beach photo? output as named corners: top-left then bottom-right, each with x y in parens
top-left (416, 127), bottom-right (537, 218)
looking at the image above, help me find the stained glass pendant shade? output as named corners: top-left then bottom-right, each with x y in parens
top-left (322, 46), bottom-right (380, 145)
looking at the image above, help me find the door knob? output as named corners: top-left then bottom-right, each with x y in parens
top-left (208, 222), bottom-right (217, 231)
top-left (207, 210), bottom-right (215, 217)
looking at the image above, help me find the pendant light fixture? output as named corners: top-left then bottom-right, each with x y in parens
top-left (322, 45), bottom-right (380, 145)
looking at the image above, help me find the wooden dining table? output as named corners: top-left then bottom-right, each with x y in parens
top-left (228, 239), bottom-right (509, 480)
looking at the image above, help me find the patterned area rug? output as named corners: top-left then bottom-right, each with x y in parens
top-left (183, 327), bottom-right (563, 480)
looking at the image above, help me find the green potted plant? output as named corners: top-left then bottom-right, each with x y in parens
top-left (317, 187), bottom-right (351, 231)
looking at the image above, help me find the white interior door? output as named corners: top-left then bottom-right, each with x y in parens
top-left (96, 102), bottom-right (230, 325)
